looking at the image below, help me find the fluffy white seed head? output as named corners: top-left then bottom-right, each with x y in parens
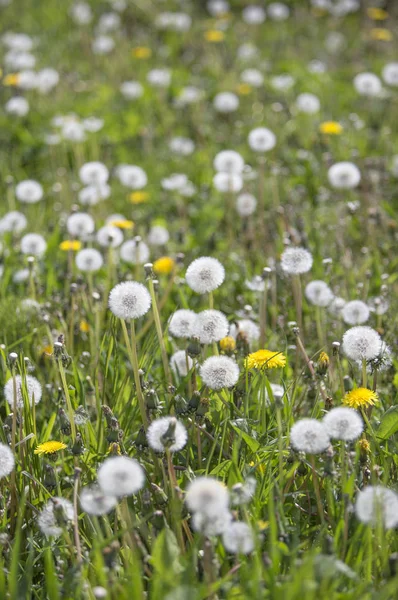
top-left (382, 63), bottom-right (398, 87)
top-left (147, 416), bottom-right (188, 452)
top-left (97, 456), bottom-right (145, 497)
top-left (248, 127), bottom-right (276, 152)
top-left (20, 233), bottom-right (47, 257)
top-left (305, 280), bottom-right (334, 307)
top-left (280, 247), bottom-right (313, 275)
top-left (75, 248), bottom-right (103, 272)
top-left (78, 184), bottom-right (110, 206)
top-left (242, 5), bottom-right (266, 24)
top-left (0, 211), bottom-right (27, 233)
top-left (147, 225), bottom-right (169, 246)
top-left (108, 281), bottom-right (151, 320)
top-left (67, 212), bottom-right (95, 238)
top-left (213, 150), bottom-right (244, 174)
top-left (4, 374), bottom-right (42, 408)
top-left (193, 310), bottom-right (229, 344)
top-left (38, 497), bottom-right (74, 537)
top-left (185, 257), bottom-right (225, 294)
top-left (79, 161), bottom-right (109, 185)
top-left (341, 300), bottom-right (370, 325)
top-left (0, 443), bottom-right (15, 478)
top-left (342, 326), bottom-right (382, 361)
top-left (170, 350), bottom-right (193, 377)
top-left (192, 510), bottom-right (232, 536)
top-left (355, 486), bottom-right (398, 529)
top-left (290, 418), bottom-right (330, 454)
top-left (185, 476), bottom-right (229, 518)
top-left (120, 239), bottom-right (150, 264)
top-left (229, 319), bottom-right (260, 345)
top-left (322, 407), bottom-right (363, 441)
top-left (200, 355), bottom-right (240, 390)
top-left (222, 521), bottom-right (254, 554)
top-left (120, 80), bottom-right (144, 99)
top-left (168, 309), bottom-right (197, 338)
top-left (96, 225), bottom-right (124, 248)
top-left (328, 162), bottom-right (361, 189)
top-left (213, 92), bottom-right (239, 113)
top-left (118, 165), bottom-right (147, 189)
top-left (15, 180), bottom-right (43, 204)
top-left (80, 485), bottom-right (118, 515)
top-left (296, 92), bottom-right (320, 114)
top-left (353, 72), bottom-right (382, 97)
top-left (236, 193), bottom-right (257, 216)
top-left (328, 296), bottom-right (346, 316)
top-left (213, 172), bottom-right (243, 193)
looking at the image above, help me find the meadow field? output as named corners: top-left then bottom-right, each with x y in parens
top-left (1, 0), bottom-right (398, 598)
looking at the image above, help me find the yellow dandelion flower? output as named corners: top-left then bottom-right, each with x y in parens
top-left (3, 73), bottom-right (20, 86)
top-left (109, 219), bottom-right (134, 230)
top-left (153, 256), bottom-right (175, 275)
top-left (108, 442), bottom-right (122, 455)
top-left (237, 83), bottom-right (252, 95)
top-left (204, 29), bottom-right (225, 42)
top-left (219, 336), bottom-right (236, 352)
top-left (257, 520), bottom-right (269, 531)
top-left (343, 388), bottom-right (378, 409)
top-left (358, 437), bottom-right (370, 454)
top-left (367, 7), bottom-right (388, 20)
top-left (59, 240), bottom-right (82, 251)
top-left (370, 28), bottom-right (392, 41)
top-left (35, 441), bottom-right (67, 455)
top-left (42, 345), bottom-right (53, 356)
top-left (132, 46), bottom-right (152, 59)
top-left (319, 121), bottom-right (343, 135)
top-left (80, 320), bottom-right (90, 333)
top-left (249, 460), bottom-right (266, 475)
top-left (245, 349), bottom-right (286, 370)
top-left (130, 191), bottom-right (149, 204)
top-left (319, 352), bottom-right (330, 366)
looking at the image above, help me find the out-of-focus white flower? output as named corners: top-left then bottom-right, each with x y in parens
top-left (353, 72), bottom-right (382, 97)
top-left (296, 93), bottom-right (320, 114)
top-left (213, 92), bottom-right (239, 113)
top-left (328, 162), bottom-right (361, 190)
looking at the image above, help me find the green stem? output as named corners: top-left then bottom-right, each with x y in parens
top-left (120, 319), bottom-right (149, 430)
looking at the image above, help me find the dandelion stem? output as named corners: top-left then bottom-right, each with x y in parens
top-left (57, 358), bottom-right (76, 441)
top-left (147, 278), bottom-right (172, 385)
top-left (120, 319), bottom-right (149, 430)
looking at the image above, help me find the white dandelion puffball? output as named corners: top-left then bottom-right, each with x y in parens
top-left (1, 211), bottom-right (27, 233)
top-left (62, 120), bottom-right (86, 142)
top-left (328, 162), bottom-right (361, 190)
top-left (229, 319), bottom-right (260, 345)
top-left (192, 510), bottom-right (232, 536)
top-left (213, 172), bottom-right (243, 193)
top-left (75, 248), bottom-right (104, 272)
top-left (290, 419), bottom-right (330, 454)
top-left (161, 173), bottom-right (188, 192)
top-left (37, 68), bottom-right (60, 94)
top-left (193, 310), bottom-right (229, 345)
top-left (323, 407), bottom-right (363, 442)
top-left (248, 128), bottom-right (276, 152)
top-left (96, 225), bottom-right (123, 248)
top-left (147, 416), bottom-right (188, 452)
top-left (0, 443), bottom-right (15, 478)
top-left (355, 486), bottom-right (398, 530)
top-left (265, 383), bottom-right (285, 403)
top-left (168, 309), bottom-right (197, 339)
top-left (242, 5), bottom-right (266, 24)
top-left (236, 193), bottom-right (257, 217)
top-left (108, 281), bottom-right (151, 320)
top-left (97, 12), bottom-right (121, 33)
top-left (70, 1), bottom-right (92, 24)
top-left (186, 257), bottom-right (225, 294)
top-left (147, 68), bottom-right (171, 88)
top-left (120, 80), bottom-right (144, 100)
top-left (78, 184), bottom-right (110, 206)
top-left (353, 72), bottom-right (382, 97)
top-left (147, 225), bottom-right (170, 246)
top-left (222, 522), bottom-right (254, 554)
top-left (245, 276), bottom-right (266, 292)
top-left (98, 455), bottom-right (145, 497)
top-left (328, 296), bottom-right (346, 316)
top-left (79, 161), bottom-right (109, 185)
top-left (4, 374), bottom-right (42, 408)
top-left (342, 300), bottom-right (370, 325)
top-left (237, 42), bottom-right (258, 61)
top-left (271, 74), bottom-right (294, 91)
top-left (15, 180), bottom-right (43, 204)
top-left (185, 476), bottom-right (230, 518)
top-left (5, 97), bottom-right (29, 117)
top-left (38, 497), bottom-right (74, 538)
top-left (214, 150), bottom-right (245, 174)
top-left (305, 280), bottom-right (334, 307)
top-left (382, 63), bottom-right (398, 87)
top-left (268, 2), bottom-right (290, 20)
top-left (281, 247), bottom-right (313, 275)
top-left (118, 165), bottom-right (147, 189)
top-left (170, 350), bottom-right (193, 377)
top-left (92, 35), bottom-right (115, 55)
top-left (120, 239), bottom-right (150, 264)
top-left (342, 326), bottom-right (382, 362)
top-left (169, 136), bottom-right (195, 156)
top-left (241, 68), bottom-right (264, 87)
top-left (67, 212), bottom-right (95, 238)
top-left (20, 233), bottom-right (47, 257)
top-left (200, 355), bottom-right (240, 390)
top-left (296, 93), bottom-right (320, 114)
top-left (207, 0), bottom-right (230, 17)
top-left (80, 485), bottom-right (118, 515)
top-left (213, 92), bottom-right (239, 113)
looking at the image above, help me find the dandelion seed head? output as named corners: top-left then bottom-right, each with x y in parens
top-left (21, 233), bottom-right (47, 257)
top-left (355, 486), bottom-right (398, 529)
top-left (98, 455), bottom-right (145, 497)
top-left (118, 165), bottom-right (147, 189)
top-left (192, 510), bottom-right (232, 536)
top-left (213, 92), bottom-right (239, 113)
top-left (322, 407), bottom-right (363, 441)
top-left (305, 280), bottom-right (334, 307)
top-left (222, 521), bottom-right (254, 554)
top-left (296, 93), bottom-right (320, 114)
top-left (4, 374), bottom-right (42, 408)
top-left (147, 225), bottom-right (170, 246)
top-left (67, 212), bottom-right (95, 238)
top-left (170, 350), bottom-right (193, 377)
top-left (248, 127), bottom-right (276, 152)
top-left (280, 247), bottom-right (313, 275)
top-left (96, 225), bottom-right (124, 248)
top-left (213, 172), bottom-right (243, 193)
top-left (185, 476), bottom-right (230, 517)
top-left (328, 161), bottom-right (361, 189)
top-left (38, 497), bottom-right (74, 538)
top-left (120, 80), bottom-right (144, 99)
top-left (147, 416), bottom-right (188, 452)
top-left (75, 248), bottom-right (103, 272)
top-left (242, 5), bottom-right (266, 24)
top-left (382, 62), bottom-right (398, 87)
top-left (290, 418), bottom-right (330, 454)
top-left (168, 309), bottom-right (197, 338)
top-left (15, 180), bottom-right (43, 204)
top-left (193, 310), bottom-right (229, 344)
top-left (342, 300), bottom-right (370, 325)
top-left (120, 239), bottom-right (150, 264)
top-left (0, 210), bottom-right (27, 233)
top-left (0, 443), bottom-right (15, 478)
top-left (236, 193), bottom-right (257, 216)
top-left (200, 355), bottom-right (240, 389)
top-left (185, 257), bottom-right (225, 294)
top-left (80, 484), bottom-right (118, 515)
top-left (353, 72), bottom-right (382, 97)
top-left (213, 150), bottom-right (244, 174)
top-left (229, 319), bottom-right (260, 345)
top-left (79, 161), bottom-right (109, 185)
top-left (108, 281), bottom-right (151, 320)
top-left (342, 326), bottom-right (382, 361)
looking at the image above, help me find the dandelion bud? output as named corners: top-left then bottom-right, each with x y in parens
top-left (188, 391), bottom-right (201, 412)
top-left (187, 337), bottom-right (202, 357)
top-left (144, 262), bottom-right (154, 278)
top-left (146, 388), bottom-right (161, 410)
top-left (196, 397), bottom-right (210, 418)
top-left (53, 342), bottom-right (63, 358)
top-left (58, 408), bottom-right (71, 436)
top-left (343, 376), bottom-right (353, 392)
top-left (8, 352), bottom-right (18, 367)
top-left (71, 432), bottom-right (85, 456)
top-left (332, 341), bottom-right (340, 355)
top-left (262, 267), bottom-right (272, 278)
top-left (147, 416), bottom-right (187, 453)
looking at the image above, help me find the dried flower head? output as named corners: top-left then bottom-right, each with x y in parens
top-left (185, 476), bottom-right (229, 517)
